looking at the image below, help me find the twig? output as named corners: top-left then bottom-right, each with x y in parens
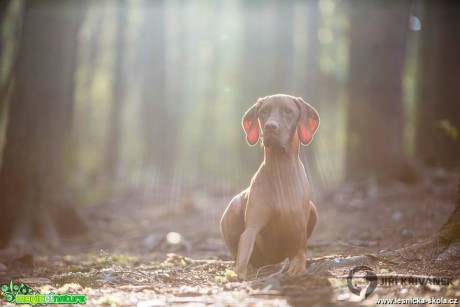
top-left (113, 270), bottom-right (154, 281)
top-left (118, 285), bottom-right (163, 293)
top-left (336, 240), bottom-right (376, 252)
top-left (247, 260), bottom-right (289, 284)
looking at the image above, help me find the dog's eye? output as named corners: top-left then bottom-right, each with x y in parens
top-left (260, 109), bottom-right (268, 115)
top-left (284, 109), bottom-right (292, 115)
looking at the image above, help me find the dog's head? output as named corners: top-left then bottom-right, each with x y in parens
top-left (242, 94), bottom-right (320, 149)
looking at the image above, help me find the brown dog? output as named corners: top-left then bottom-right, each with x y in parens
top-left (220, 94), bottom-right (320, 277)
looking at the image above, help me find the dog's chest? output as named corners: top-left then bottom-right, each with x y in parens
top-left (261, 172), bottom-right (309, 208)
top-left (257, 206), bottom-right (309, 261)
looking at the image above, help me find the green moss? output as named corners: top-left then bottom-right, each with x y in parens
top-left (52, 271), bottom-right (101, 288)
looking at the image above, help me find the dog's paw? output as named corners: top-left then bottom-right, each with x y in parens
top-left (285, 256), bottom-right (307, 277)
top-left (234, 266), bottom-right (248, 278)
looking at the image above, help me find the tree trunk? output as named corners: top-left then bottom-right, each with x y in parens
top-left (272, 0), bottom-right (294, 91)
top-left (299, 0), bottom-right (322, 190)
top-left (0, 0), bottom-right (19, 113)
top-left (345, 1), bottom-right (412, 182)
top-left (436, 178), bottom-right (460, 244)
top-left (105, 0), bottom-right (127, 182)
top-left (138, 0), bottom-right (176, 176)
top-left (414, 1), bottom-right (460, 169)
top-left (0, 0), bottom-right (85, 248)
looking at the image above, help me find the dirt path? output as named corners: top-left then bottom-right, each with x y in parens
top-left (1, 177), bottom-right (459, 306)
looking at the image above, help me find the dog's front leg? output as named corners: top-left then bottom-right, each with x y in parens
top-left (234, 227), bottom-right (259, 277)
top-left (234, 199), bottom-right (270, 277)
top-left (285, 202), bottom-right (314, 276)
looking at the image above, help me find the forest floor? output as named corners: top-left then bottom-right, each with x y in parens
top-left (1, 173), bottom-right (459, 306)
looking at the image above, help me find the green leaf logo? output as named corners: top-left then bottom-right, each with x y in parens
top-left (1, 280), bottom-right (34, 303)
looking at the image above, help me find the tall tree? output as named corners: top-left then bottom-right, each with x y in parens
top-left (414, 1), bottom-right (460, 169)
top-left (438, 178), bottom-right (460, 244)
top-left (0, 0), bottom-right (18, 113)
top-left (138, 0), bottom-right (176, 176)
top-left (237, 0), bottom-right (272, 173)
top-left (299, 0), bottom-right (322, 189)
top-left (409, 1), bottom-right (460, 252)
top-left (345, 1), bottom-right (411, 182)
top-left (0, 0), bottom-right (86, 248)
top-left (105, 0), bottom-right (127, 181)
top-left (272, 0), bottom-right (295, 91)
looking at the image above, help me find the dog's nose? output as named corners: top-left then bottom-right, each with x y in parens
top-left (264, 120), bottom-right (279, 131)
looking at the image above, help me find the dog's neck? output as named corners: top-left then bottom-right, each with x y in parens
top-left (262, 138), bottom-right (307, 196)
top-left (263, 138), bottom-right (301, 168)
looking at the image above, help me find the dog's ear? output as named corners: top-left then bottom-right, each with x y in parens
top-left (295, 97), bottom-right (320, 145)
top-left (242, 99), bottom-right (262, 146)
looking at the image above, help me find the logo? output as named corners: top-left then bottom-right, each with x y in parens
top-left (1, 281), bottom-right (86, 305)
top-left (347, 266), bottom-right (377, 298)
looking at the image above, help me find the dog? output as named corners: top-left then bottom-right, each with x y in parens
top-left (220, 94), bottom-right (320, 277)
